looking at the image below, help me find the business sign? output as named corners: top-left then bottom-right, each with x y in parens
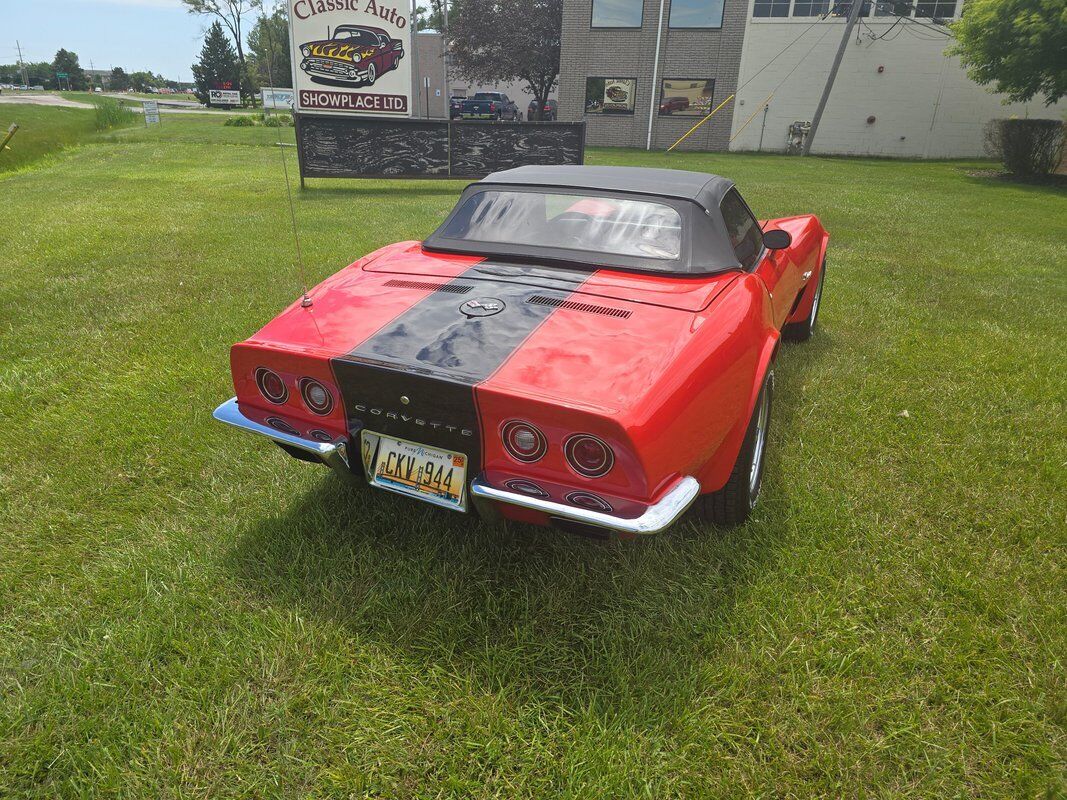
top-left (288, 0), bottom-right (412, 116)
top-left (143, 100), bottom-right (160, 125)
top-left (261, 87), bottom-right (295, 109)
top-left (209, 89), bottom-right (241, 106)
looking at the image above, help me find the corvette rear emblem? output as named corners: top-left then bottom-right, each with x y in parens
top-left (460, 298), bottom-right (505, 317)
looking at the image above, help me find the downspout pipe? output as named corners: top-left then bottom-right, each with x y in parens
top-left (646, 0), bottom-right (667, 150)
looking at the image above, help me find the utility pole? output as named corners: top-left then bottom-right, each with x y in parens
top-left (440, 0), bottom-right (449, 116)
top-left (802, 0), bottom-right (863, 156)
top-left (15, 40), bottom-right (29, 86)
top-left (410, 6), bottom-right (421, 117)
top-left (90, 58), bottom-right (95, 91)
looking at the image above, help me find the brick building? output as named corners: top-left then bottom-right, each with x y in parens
top-left (557, 0), bottom-right (1064, 157)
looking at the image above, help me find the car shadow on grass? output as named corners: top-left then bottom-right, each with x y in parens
top-left (224, 330), bottom-right (831, 724)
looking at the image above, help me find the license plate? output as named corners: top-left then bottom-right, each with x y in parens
top-left (361, 432), bottom-right (467, 511)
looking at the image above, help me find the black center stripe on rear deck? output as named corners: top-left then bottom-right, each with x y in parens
top-left (329, 263), bottom-right (593, 477)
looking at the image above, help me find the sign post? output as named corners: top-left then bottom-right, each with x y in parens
top-left (288, 0), bottom-right (413, 117)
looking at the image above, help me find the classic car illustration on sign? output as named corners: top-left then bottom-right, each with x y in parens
top-left (288, 0), bottom-right (412, 115)
top-left (298, 25), bottom-right (404, 86)
top-left (214, 166), bottom-right (828, 537)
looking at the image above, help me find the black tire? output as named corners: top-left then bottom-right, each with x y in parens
top-left (698, 369), bottom-right (774, 527)
top-left (783, 257), bottom-right (825, 343)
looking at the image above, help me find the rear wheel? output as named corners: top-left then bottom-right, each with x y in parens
top-left (698, 369), bottom-right (773, 527)
top-left (783, 257), bottom-right (825, 342)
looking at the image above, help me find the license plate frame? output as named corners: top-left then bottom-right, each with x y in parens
top-left (360, 431), bottom-right (468, 512)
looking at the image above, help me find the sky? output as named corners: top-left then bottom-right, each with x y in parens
top-left (2, 0), bottom-right (223, 80)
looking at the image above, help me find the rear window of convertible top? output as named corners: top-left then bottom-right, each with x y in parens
top-left (437, 190), bottom-right (683, 261)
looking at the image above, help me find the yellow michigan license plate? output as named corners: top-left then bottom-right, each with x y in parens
top-left (361, 432), bottom-right (468, 511)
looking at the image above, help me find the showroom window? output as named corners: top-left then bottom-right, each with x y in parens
top-left (591, 0), bottom-right (643, 27)
top-left (669, 0), bottom-right (725, 28)
top-left (585, 78), bottom-right (637, 115)
top-left (658, 79), bottom-right (715, 116)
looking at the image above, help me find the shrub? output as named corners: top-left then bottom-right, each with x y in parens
top-left (224, 115), bottom-right (255, 127)
top-left (261, 113), bottom-right (294, 127)
top-left (984, 118), bottom-right (1065, 176)
top-left (93, 97), bottom-right (138, 131)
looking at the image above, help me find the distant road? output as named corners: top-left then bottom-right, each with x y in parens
top-left (0, 92), bottom-right (251, 114)
top-left (0, 93), bottom-right (92, 108)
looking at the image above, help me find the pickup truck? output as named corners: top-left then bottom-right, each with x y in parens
top-left (459, 92), bottom-right (520, 121)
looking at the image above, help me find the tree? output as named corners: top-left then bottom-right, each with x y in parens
top-left (950, 0), bottom-right (1066, 106)
top-left (448, 0), bottom-right (562, 120)
top-left (129, 71), bottom-right (164, 93)
top-left (248, 6), bottom-right (291, 88)
top-left (182, 0), bottom-right (256, 100)
top-left (191, 21), bottom-right (241, 104)
top-left (109, 67), bottom-right (131, 91)
top-left (415, 0), bottom-right (447, 31)
top-left (51, 49), bottom-right (88, 91)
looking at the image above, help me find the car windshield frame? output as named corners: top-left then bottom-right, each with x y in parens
top-left (424, 185), bottom-right (742, 275)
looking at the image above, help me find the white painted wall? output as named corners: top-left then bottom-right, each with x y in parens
top-left (729, 14), bottom-right (1064, 158)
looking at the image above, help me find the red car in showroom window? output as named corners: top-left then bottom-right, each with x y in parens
top-left (215, 166), bottom-right (828, 537)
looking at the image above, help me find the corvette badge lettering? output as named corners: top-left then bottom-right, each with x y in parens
top-left (353, 403), bottom-right (474, 436)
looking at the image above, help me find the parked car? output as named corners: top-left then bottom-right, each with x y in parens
top-left (298, 24), bottom-right (404, 86)
top-left (449, 96), bottom-right (465, 119)
top-left (527, 98), bottom-right (558, 121)
top-left (460, 92), bottom-right (520, 121)
top-left (214, 166), bottom-right (828, 537)
top-left (659, 96), bottom-right (690, 115)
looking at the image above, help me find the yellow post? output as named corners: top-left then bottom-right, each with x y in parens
top-left (0, 123), bottom-right (19, 153)
top-left (666, 95), bottom-right (735, 152)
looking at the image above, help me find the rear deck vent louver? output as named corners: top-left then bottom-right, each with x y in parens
top-left (526, 295), bottom-right (632, 319)
top-left (383, 279), bottom-right (473, 294)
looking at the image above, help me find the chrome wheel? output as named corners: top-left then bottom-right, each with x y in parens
top-left (748, 374), bottom-right (772, 503)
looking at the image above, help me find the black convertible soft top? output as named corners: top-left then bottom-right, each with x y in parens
top-left (424, 165), bottom-right (750, 275)
top-left (479, 165), bottom-right (736, 213)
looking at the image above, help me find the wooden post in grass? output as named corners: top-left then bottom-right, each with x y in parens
top-left (0, 123), bottom-right (19, 154)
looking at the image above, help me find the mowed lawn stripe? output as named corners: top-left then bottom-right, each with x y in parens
top-left (0, 116), bottom-right (1063, 797)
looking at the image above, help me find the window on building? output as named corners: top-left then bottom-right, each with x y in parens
top-left (872, 0), bottom-right (911, 15)
top-left (792, 0), bottom-right (830, 15)
top-left (585, 78), bottom-right (637, 115)
top-left (658, 79), bottom-right (715, 116)
top-left (669, 0), bottom-right (726, 27)
top-left (914, 0), bottom-right (956, 17)
top-left (833, 0), bottom-right (872, 15)
top-left (719, 190), bottom-right (763, 270)
top-left (591, 0), bottom-right (643, 27)
top-left (753, 0), bottom-right (790, 16)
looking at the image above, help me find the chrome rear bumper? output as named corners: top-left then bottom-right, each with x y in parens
top-left (212, 397), bottom-right (351, 477)
top-left (214, 396), bottom-right (700, 534)
top-left (470, 475), bottom-right (700, 536)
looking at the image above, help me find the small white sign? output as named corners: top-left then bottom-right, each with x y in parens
top-left (143, 100), bottom-right (160, 125)
top-left (261, 87), bottom-right (295, 109)
top-left (209, 89), bottom-right (241, 106)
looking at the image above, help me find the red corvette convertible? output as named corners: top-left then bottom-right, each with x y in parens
top-left (214, 166), bottom-right (828, 537)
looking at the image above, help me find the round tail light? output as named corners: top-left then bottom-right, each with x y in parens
top-left (255, 367), bottom-right (288, 404)
top-left (564, 434), bottom-right (614, 478)
top-left (299, 378), bottom-right (334, 415)
top-left (501, 420), bottom-right (547, 463)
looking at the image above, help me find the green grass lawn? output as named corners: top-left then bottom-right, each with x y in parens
top-left (0, 115), bottom-right (1064, 797)
top-left (0, 100), bottom-right (140, 174)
